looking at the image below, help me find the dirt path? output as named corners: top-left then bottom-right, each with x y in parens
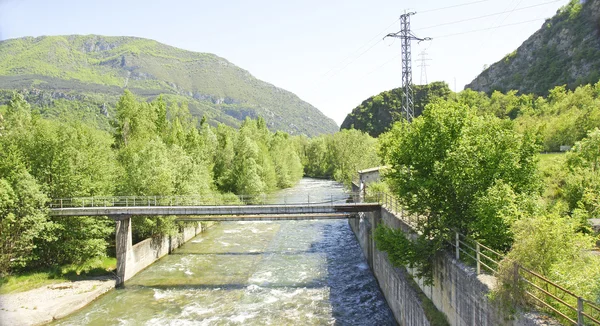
top-left (0, 277), bottom-right (115, 326)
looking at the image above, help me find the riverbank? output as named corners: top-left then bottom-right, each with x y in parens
top-left (0, 277), bottom-right (115, 325)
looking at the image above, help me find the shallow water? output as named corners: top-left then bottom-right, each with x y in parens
top-left (55, 178), bottom-right (395, 325)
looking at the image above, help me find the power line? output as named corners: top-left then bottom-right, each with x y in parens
top-left (315, 0), bottom-right (512, 84)
top-left (417, 0), bottom-right (564, 31)
top-left (419, 0), bottom-right (496, 14)
top-left (363, 53), bottom-right (402, 78)
top-left (431, 18), bottom-right (545, 39)
top-left (320, 19), bottom-right (399, 79)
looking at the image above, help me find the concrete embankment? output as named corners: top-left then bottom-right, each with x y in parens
top-left (349, 207), bottom-right (553, 326)
top-left (127, 222), bottom-right (215, 279)
top-left (0, 222), bottom-right (215, 326)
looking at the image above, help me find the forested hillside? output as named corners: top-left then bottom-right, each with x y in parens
top-left (342, 79), bottom-right (600, 152)
top-left (340, 82), bottom-right (452, 137)
top-left (0, 35), bottom-right (338, 136)
top-left (465, 0), bottom-right (600, 94)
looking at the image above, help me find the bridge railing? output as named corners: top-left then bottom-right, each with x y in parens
top-left (370, 191), bottom-right (600, 325)
top-left (49, 193), bottom-right (363, 209)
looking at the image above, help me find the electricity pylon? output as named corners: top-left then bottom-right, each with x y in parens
top-left (384, 12), bottom-right (431, 122)
top-left (417, 50), bottom-right (431, 85)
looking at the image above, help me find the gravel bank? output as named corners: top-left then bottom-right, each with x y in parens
top-left (0, 277), bottom-right (115, 325)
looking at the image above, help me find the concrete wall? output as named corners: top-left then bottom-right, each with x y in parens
top-left (349, 213), bottom-right (431, 326)
top-left (350, 207), bottom-right (547, 326)
top-left (359, 170), bottom-right (381, 186)
top-left (129, 223), bottom-right (210, 278)
top-left (117, 221), bottom-right (215, 285)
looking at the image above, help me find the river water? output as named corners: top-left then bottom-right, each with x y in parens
top-left (55, 178), bottom-right (396, 325)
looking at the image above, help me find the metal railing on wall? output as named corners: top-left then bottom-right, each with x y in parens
top-left (369, 191), bottom-right (600, 326)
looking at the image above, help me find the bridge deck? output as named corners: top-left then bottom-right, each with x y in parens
top-left (176, 213), bottom-right (351, 222)
top-left (49, 203), bottom-right (380, 218)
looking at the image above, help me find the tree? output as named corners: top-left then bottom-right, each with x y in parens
top-left (304, 136), bottom-right (331, 178)
top-left (378, 99), bottom-right (540, 281)
top-left (213, 124), bottom-right (236, 192)
top-left (0, 169), bottom-right (52, 274)
top-left (270, 132), bottom-right (303, 188)
top-left (563, 128), bottom-right (600, 228)
top-left (329, 129), bottom-right (379, 187)
top-left (113, 90), bottom-right (157, 147)
top-left (231, 134), bottom-right (266, 195)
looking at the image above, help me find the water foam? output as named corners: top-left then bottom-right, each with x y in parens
top-left (228, 312), bottom-right (256, 323)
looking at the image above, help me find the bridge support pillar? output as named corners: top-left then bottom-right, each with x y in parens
top-left (115, 216), bottom-right (133, 287)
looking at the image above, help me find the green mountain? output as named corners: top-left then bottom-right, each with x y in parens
top-left (465, 0), bottom-right (600, 95)
top-left (340, 82), bottom-right (452, 137)
top-left (0, 35), bottom-right (338, 136)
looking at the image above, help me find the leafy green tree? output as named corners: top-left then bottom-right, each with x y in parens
top-left (304, 136), bottom-right (332, 178)
top-left (270, 132), bottom-right (303, 188)
top-left (231, 134), bottom-right (266, 195)
top-left (329, 129), bottom-right (379, 187)
top-left (1, 93), bottom-right (114, 269)
top-left (0, 169), bottom-right (52, 275)
top-left (113, 90), bottom-right (157, 147)
top-left (213, 124), bottom-right (236, 192)
top-left (563, 128), bottom-right (600, 228)
top-left (117, 138), bottom-right (175, 196)
top-left (378, 99), bottom-right (540, 281)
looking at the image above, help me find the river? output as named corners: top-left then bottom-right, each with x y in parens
top-left (54, 178), bottom-right (395, 325)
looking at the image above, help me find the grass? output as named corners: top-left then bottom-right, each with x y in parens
top-left (0, 257), bottom-right (116, 294)
top-left (538, 152), bottom-right (567, 170)
top-left (537, 152), bottom-right (568, 202)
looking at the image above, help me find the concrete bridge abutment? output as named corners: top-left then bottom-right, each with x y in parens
top-left (114, 216), bottom-right (133, 287)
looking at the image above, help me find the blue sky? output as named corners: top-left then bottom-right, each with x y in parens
top-left (0, 0), bottom-right (570, 125)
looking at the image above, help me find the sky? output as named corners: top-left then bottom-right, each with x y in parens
top-left (0, 0), bottom-right (571, 125)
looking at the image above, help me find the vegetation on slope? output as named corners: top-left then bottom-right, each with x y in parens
top-left (373, 83), bottom-right (600, 322)
top-left (0, 35), bottom-right (338, 136)
top-left (459, 83), bottom-right (600, 152)
top-left (466, 0), bottom-right (600, 95)
top-left (340, 81), bottom-right (452, 137)
top-left (343, 81), bottom-right (600, 153)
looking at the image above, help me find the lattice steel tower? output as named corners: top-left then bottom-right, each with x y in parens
top-left (417, 51), bottom-right (431, 85)
top-left (385, 12), bottom-right (430, 122)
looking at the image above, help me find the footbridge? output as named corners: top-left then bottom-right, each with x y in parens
top-left (48, 193), bottom-right (379, 221)
top-left (49, 193), bottom-right (378, 286)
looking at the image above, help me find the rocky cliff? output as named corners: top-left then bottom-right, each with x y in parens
top-left (465, 0), bottom-right (600, 95)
